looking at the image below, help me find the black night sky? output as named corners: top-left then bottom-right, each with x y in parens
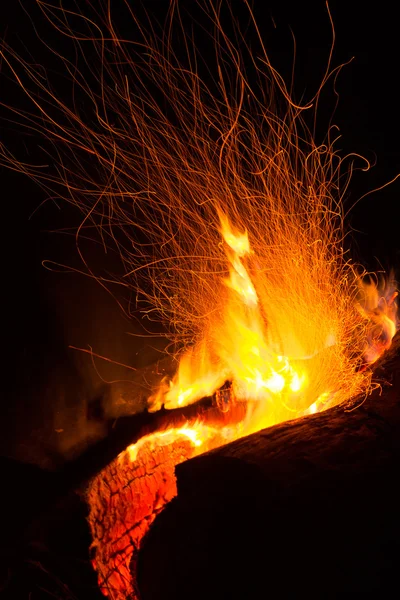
top-left (0, 1), bottom-right (400, 597)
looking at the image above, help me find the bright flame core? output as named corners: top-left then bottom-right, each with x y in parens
top-left (149, 210), bottom-right (392, 436)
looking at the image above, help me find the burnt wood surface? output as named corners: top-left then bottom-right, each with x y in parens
top-left (87, 435), bottom-right (195, 600)
top-left (86, 401), bottom-right (246, 600)
top-left (137, 336), bottom-right (400, 600)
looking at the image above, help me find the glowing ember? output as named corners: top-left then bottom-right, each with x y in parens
top-left (87, 431), bottom-right (200, 599)
top-left (88, 418), bottom-right (241, 599)
top-left (124, 421), bottom-right (230, 463)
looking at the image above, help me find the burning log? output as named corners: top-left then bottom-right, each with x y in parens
top-left (87, 434), bottom-right (191, 598)
top-left (136, 337), bottom-right (400, 600)
top-left (86, 400), bottom-right (245, 599)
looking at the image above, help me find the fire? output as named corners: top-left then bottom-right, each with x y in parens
top-left (148, 208), bottom-right (395, 436)
top-left (0, 3), bottom-right (399, 597)
top-left (124, 421), bottom-right (225, 463)
top-left (357, 276), bottom-right (398, 364)
top-left (0, 6), bottom-right (397, 425)
top-left (1, 0), bottom-right (398, 460)
top-left (88, 416), bottom-right (246, 599)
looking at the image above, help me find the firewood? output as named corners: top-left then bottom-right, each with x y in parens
top-left (86, 400), bottom-right (244, 599)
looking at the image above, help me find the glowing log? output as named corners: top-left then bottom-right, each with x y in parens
top-left (87, 435), bottom-right (190, 599)
top-left (86, 400), bottom-right (245, 600)
top-left (137, 337), bottom-right (400, 600)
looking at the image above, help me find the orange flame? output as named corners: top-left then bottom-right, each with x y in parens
top-left (123, 422), bottom-right (223, 463)
top-left (357, 276), bottom-right (398, 364)
top-left (0, 0), bottom-right (397, 442)
top-left (3, 4), bottom-right (398, 600)
top-left (149, 211), bottom-right (396, 436)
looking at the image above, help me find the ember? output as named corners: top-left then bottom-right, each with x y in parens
top-left (87, 417), bottom-right (232, 598)
top-left (0, 2), bottom-right (399, 599)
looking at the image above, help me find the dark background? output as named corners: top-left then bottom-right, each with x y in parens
top-left (0, 0), bottom-right (399, 469)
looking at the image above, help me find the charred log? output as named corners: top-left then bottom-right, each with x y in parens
top-left (86, 399), bottom-right (244, 599)
top-left (59, 392), bottom-right (217, 491)
top-left (87, 435), bottom-right (192, 599)
top-left (137, 338), bottom-right (400, 600)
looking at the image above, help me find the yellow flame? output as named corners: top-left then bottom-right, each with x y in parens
top-left (149, 212), bottom-right (397, 436)
top-left (123, 421), bottom-right (233, 463)
top-left (149, 202), bottom-right (398, 436)
top-left (149, 214), bottom-right (322, 434)
top-left (173, 208), bottom-right (399, 432)
top-left (308, 402), bottom-right (318, 415)
top-left (225, 255), bottom-right (258, 307)
top-left (0, 2), bottom-right (398, 448)
top-left (220, 215), bottom-right (252, 257)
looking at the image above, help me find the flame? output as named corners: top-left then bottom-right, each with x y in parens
top-left (219, 214), bottom-right (252, 258)
top-left (122, 419), bottom-right (243, 470)
top-left (3, 4), bottom-right (398, 600)
top-left (1, 0), bottom-right (399, 481)
top-left (357, 276), bottom-right (398, 364)
top-left (149, 210), bottom-right (394, 436)
top-left (124, 422), bottom-right (219, 463)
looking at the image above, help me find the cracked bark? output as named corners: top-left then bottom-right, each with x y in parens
top-left (86, 437), bottom-right (194, 600)
top-left (86, 401), bottom-right (242, 600)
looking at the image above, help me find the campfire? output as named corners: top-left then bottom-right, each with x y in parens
top-left (0, 2), bottom-right (398, 599)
